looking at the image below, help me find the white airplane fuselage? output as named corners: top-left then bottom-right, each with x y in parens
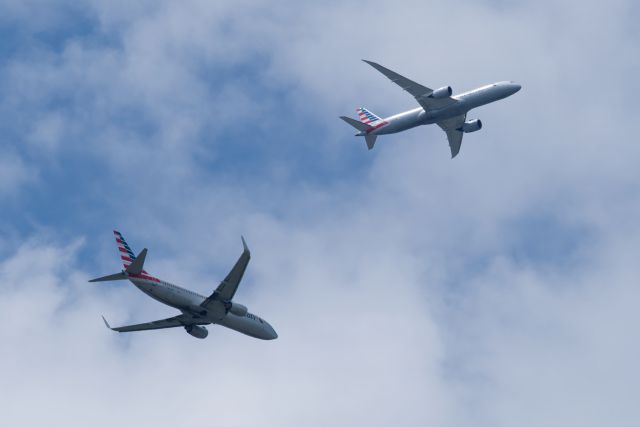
top-left (361, 81), bottom-right (521, 136)
top-left (129, 274), bottom-right (277, 340)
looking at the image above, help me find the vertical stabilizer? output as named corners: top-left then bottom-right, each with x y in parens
top-left (339, 110), bottom-right (383, 150)
top-left (357, 107), bottom-right (384, 126)
top-left (365, 134), bottom-right (377, 150)
top-left (114, 230), bottom-right (137, 270)
top-left (113, 230), bottom-right (152, 276)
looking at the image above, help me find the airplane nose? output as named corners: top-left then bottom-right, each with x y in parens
top-left (511, 82), bottom-right (522, 93)
top-left (265, 324), bottom-right (278, 340)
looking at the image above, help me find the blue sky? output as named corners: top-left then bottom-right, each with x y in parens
top-left (1, 1), bottom-right (640, 426)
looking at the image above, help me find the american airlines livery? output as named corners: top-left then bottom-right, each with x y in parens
top-left (341, 60), bottom-right (521, 158)
top-left (91, 231), bottom-right (277, 340)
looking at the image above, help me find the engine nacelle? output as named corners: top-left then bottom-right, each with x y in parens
top-left (228, 302), bottom-right (248, 317)
top-left (429, 86), bottom-right (452, 99)
top-left (460, 119), bottom-right (482, 133)
top-left (185, 325), bottom-right (208, 339)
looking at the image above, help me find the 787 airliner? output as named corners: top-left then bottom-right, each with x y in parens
top-left (340, 60), bottom-right (521, 158)
top-left (90, 230), bottom-right (277, 340)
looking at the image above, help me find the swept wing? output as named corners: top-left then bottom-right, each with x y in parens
top-left (437, 114), bottom-right (466, 158)
top-left (362, 60), bottom-right (457, 111)
top-left (102, 314), bottom-right (205, 332)
top-left (201, 237), bottom-right (250, 308)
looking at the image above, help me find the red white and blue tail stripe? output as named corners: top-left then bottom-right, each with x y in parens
top-left (113, 230), bottom-right (154, 279)
top-left (114, 230), bottom-right (137, 269)
top-left (357, 107), bottom-right (383, 125)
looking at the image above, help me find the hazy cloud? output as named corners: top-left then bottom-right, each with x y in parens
top-left (1, 1), bottom-right (639, 426)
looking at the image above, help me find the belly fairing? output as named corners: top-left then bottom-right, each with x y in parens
top-left (424, 103), bottom-right (468, 123)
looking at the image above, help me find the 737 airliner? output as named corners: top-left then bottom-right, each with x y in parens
top-left (90, 231), bottom-right (277, 340)
top-left (340, 60), bottom-right (521, 158)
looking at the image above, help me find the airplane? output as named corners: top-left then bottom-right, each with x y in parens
top-left (90, 230), bottom-right (278, 340)
top-left (340, 60), bottom-right (521, 158)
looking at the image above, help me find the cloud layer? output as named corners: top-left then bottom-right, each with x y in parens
top-left (1, 1), bottom-right (639, 426)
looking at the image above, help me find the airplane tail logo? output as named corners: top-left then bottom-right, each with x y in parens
top-left (112, 230), bottom-right (158, 282)
top-left (357, 107), bottom-right (383, 125)
top-left (114, 230), bottom-right (137, 269)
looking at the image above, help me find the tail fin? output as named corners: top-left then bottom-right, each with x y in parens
top-left (113, 230), bottom-right (150, 275)
top-left (89, 231), bottom-right (155, 283)
top-left (356, 107), bottom-right (383, 126)
top-left (356, 108), bottom-right (382, 150)
top-left (114, 230), bottom-right (137, 268)
top-left (339, 116), bottom-right (378, 150)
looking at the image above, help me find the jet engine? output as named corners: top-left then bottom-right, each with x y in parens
top-left (429, 86), bottom-right (452, 99)
top-left (185, 325), bottom-right (208, 339)
top-left (228, 302), bottom-right (248, 317)
top-left (460, 119), bottom-right (482, 133)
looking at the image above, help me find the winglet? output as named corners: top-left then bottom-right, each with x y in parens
top-left (241, 236), bottom-right (249, 253)
top-left (101, 315), bottom-right (113, 330)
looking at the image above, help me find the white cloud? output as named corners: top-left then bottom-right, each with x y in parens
top-left (0, 235), bottom-right (454, 426)
top-left (0, 150), bottom-right (35, 196)
top-left (1, 1), bottom-right (640, 426)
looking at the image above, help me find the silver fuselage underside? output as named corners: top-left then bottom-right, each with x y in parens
top-left (368, 82), bottom-right (520, 135)
top-left (131, 277), bottom-right (277, 340)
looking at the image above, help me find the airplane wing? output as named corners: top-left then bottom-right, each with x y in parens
top-left (102, 314), bottom-right (203, 332)
top-left (202, 237), bottom-right (250, 308)
top-left (362, 60), bottom-right (457, 111)
top-left (437, 114), bottom-right (466, 158)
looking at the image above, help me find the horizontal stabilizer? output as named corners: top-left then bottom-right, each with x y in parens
top-left (340, 116), bottom-right (371, 132)
top-left (125, 248), bottom-right (147, 275)
top-left (89, 272), bottom-right (127, 283)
